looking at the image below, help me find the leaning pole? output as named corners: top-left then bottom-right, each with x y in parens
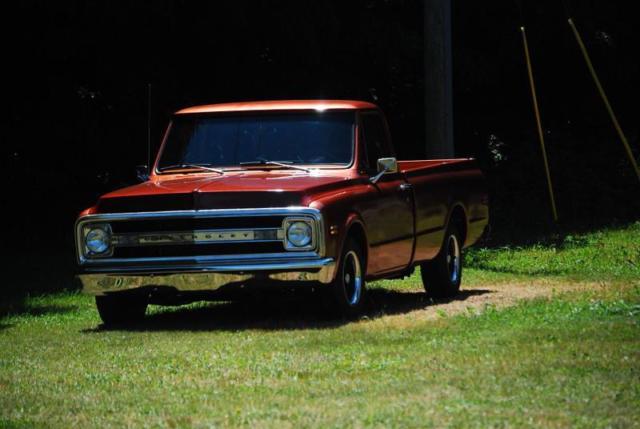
top-left (424, 0), bottom-right (454, 159)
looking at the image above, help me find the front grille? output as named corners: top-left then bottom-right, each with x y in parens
top-left (113, 242), bottom-right (285, 258)
top-left (76, 209), bottom-right (322, 264)
top-left (107, 214), bottom-right (288, 258)
top-left (110, 216), bottom-right (285, 234)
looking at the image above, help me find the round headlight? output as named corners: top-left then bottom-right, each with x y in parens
top-left (85, 227), bottom-right (111, 254)
top-left (287, 221), bottom-right (312, 247)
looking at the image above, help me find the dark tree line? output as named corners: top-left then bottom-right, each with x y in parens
top-left (3, 0), bottom-right (638, 292)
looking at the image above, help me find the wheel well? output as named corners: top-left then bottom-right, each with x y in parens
top-left (449, 206), bottom-right (467, 244)
top-left (346, 222), bottom-right (368, 268)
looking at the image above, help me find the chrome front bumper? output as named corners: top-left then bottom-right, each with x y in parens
top-left (78, 258), bottom-right (336, 296)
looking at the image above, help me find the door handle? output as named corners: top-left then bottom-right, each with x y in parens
top-left (399, 183), bottom-right (412, 192)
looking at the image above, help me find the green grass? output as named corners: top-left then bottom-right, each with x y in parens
top-left (465, 221), bottom-right (640, 281)
top-left (1, 223), bottom-right (639, 428)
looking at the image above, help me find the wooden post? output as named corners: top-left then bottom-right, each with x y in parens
top-left (424, 0), bottom-right (454, 159)
top-left (520, 26), bottom-right (559, 222)
top-left (568, 18), bottom-right (640, 183)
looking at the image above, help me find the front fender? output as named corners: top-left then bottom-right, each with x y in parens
top-left (321, 210), bottom-right (369, 278)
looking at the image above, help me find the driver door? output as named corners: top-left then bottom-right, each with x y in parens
top-left (357, 111), bottom-right (414, 275)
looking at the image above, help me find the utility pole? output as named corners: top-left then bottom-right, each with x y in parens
top-left (424, 0), bottom-right (454, 158)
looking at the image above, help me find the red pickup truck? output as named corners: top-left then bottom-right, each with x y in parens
top-left (76, 100), bottom-right (488, 324)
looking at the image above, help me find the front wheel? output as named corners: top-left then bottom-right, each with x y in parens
top-left (95, 294), bottom-right (148, 325)
top-left (420, 225), bottom-right (463, 299)
top-left (329, 238), bottom-right (367, 316)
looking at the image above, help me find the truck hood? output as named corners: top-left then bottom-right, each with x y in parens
top-left (96, 171), bottom-right (356, 213)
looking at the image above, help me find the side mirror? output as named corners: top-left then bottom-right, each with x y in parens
top-left (377, 157), bottom-right (398, 174)
top-left (370, 157), bottom-right (398, 184)
top-left (135, 165), bottom-right (149, 182)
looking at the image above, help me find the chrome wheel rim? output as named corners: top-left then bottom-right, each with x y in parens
top-left (343, 250), bottom-right (363, 306)
top-left (446, 234), bottom-right (461, 283)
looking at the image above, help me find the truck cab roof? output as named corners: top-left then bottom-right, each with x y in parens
top-left (175, 100), bottom-right (378, 115)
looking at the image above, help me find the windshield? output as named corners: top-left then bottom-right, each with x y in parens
top-left (157, 111), bottom-right (355, 171)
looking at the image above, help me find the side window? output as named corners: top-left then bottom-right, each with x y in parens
top-left (361, 113), bottom-right (392, 170)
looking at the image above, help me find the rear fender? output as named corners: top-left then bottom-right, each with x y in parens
top-left (443, 202), bottom-right (468, 247)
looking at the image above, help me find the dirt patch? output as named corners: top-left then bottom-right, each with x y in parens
top-left (365, 279), bottom-right (610, 328)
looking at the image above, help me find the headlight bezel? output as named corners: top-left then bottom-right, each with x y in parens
top-left (82, 223), bottom-right (113, 258)
top-left (283, 217), bottom-right (316, 251)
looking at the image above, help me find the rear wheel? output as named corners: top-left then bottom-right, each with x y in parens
top-left (329, 238), bottom-right (367, 316)
top-left (420, 224), bottom-right (463, 298)
top-left (95, 294), bottom-right (148, 325)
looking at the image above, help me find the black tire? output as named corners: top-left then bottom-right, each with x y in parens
top-left (420, 224), bottom-right (463, 299)
top-left (95, 294), bottom-right (148, 325)
top-left (329, 238), bottom-right (367, 317)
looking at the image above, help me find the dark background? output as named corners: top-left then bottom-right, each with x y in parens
top-left (3, 0), bottom-right (638, 294)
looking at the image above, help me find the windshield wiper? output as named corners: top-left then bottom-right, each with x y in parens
top-left (158, 163), bottom-right (225, 175)
top-left (239, 159), bottom-right (310, 173)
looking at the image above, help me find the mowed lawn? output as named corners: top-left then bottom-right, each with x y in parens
top-left (1, 223), bottom-right (639, 428)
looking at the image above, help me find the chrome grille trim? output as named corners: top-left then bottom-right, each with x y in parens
top-left (111, 227), bottom-right (283, 247)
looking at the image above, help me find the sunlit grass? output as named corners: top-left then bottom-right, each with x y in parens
top-left (465, 221), bottom-right (640, 280)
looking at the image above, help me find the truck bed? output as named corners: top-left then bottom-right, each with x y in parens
top-left (397, 158), bottom-right (488, 262)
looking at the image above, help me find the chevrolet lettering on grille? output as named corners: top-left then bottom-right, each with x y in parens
top-left (111, 229), bottom-right (284, 247)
